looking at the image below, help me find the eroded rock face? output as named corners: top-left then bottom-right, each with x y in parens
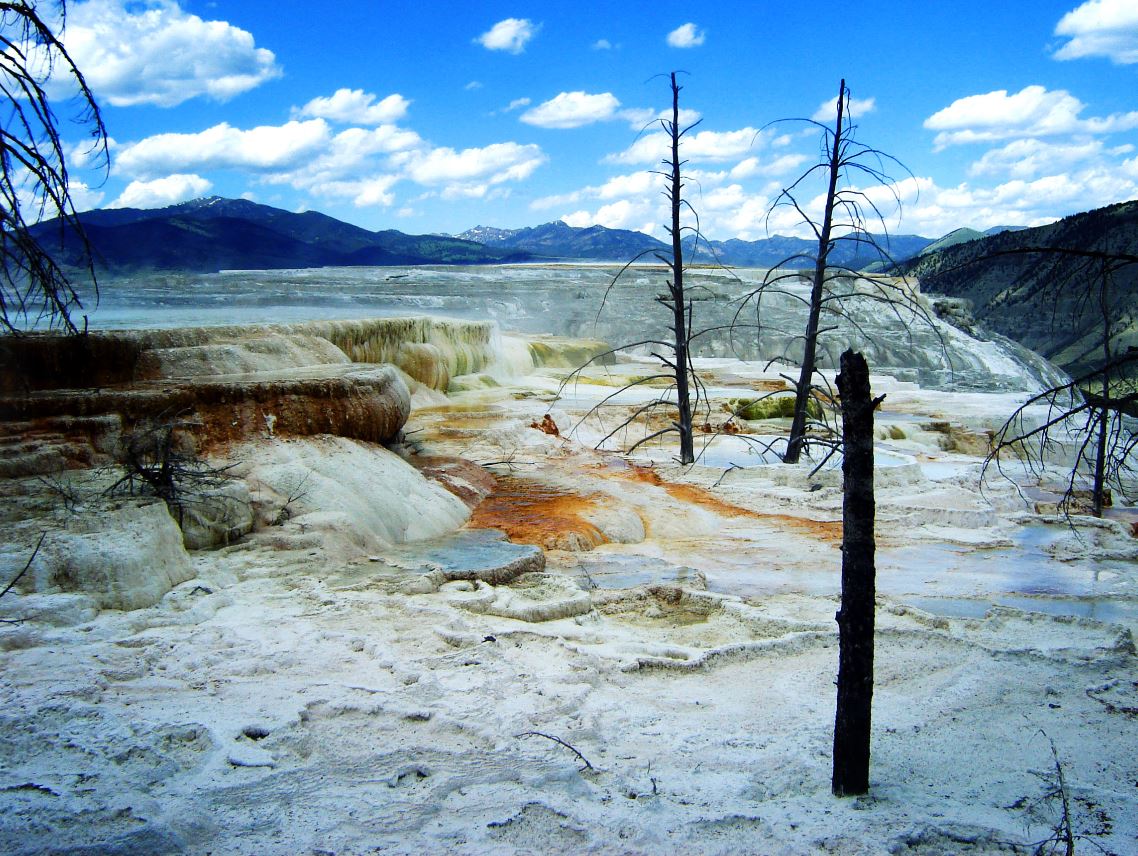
top-left (0, 366), bottom-right (412, 475)
top-left (0, 318), bottom-right (499, 391)
top-left (27, 500), bottom-right (195, 610)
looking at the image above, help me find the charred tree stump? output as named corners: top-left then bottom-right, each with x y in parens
top-left (832, 349), bottom-right (883, 797)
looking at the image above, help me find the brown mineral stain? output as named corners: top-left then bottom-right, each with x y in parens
top-left (616, 464), bottom-right (843, 543)
top-left (407, 455), bottom-right (498, 508)
top-left (470, 475), bottom-right (607, 551)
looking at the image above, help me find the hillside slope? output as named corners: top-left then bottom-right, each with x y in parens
top-left (459, 221), bottom-right (667, 261)
top-left (907, 201), bottom-right (1138, 379)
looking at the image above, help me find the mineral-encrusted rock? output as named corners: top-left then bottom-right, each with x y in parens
top-left (27, 499), bottom-right (195, 610)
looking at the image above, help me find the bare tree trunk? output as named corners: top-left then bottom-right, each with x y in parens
top-left (785, 79), bottom-right (846, 464)
top-left (666, 71), bottom-right (694, 465)
top-left (1092, 408), bottom-right (1108, 517)
top-left (832, 349), bottom-right (879, 797)
top-left (1092, 261), bottom-right (1112, 517)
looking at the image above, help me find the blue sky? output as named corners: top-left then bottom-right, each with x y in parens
top-left (47, 0), bottom-right (1138, 240)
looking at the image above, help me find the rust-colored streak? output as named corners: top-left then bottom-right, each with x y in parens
top-left (470, 475), bottom-right (606, 551)
top-left (408, 455), bottom-right (498, 509)
top-left (617, 463), bottom-right (843, 543)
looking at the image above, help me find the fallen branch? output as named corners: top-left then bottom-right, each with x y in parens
top-left (1, 532), bottom-right (47, 624)
top-left (515, 730), bottom-right (593, 771)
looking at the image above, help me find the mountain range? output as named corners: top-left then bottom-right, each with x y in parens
top-left (30, 196), bottom-right (1052, 277)
top-left (457, 221), bottom-right (938, 269)
top-left (33, 195), bottom-right (947, 273)
top-left (30, 197), bottom-right (531, 273)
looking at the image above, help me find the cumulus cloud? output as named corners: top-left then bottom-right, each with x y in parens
top-left (1054, 0), bottom-right (1138, 63)
top-left (558, 184), bottom-right (781, 241)
top-left (267, 125), bottom-right (423, 193)
top-left (967, 138), bottom-right (1129, 178)
top-left (115, 120), bottom-right (331, 179)
top-left (924, 85), bottom-right (1138, 148)
top-left (666, 23), bottom-right (705, 48)
top-left (504, 97), bottom-right (532, 113)
top-left (535, 164), bottom-right (784, 241)
top-left (476, 18), bottom-right (539, 54)
top-left (606, 127), bottom-right (759, 165)
top-left (619, 106), bottom-right (702, 131)
top-left (66, 180), bottom-right (105, 213)
top-left (811, 95), bottom-right (877, 123)
top-left (860, 170), bottom-right (1138, 237)
top-left (521, 92), bottom-right (621, 129)
top-left (110, 174), bottom-right (212, 209)
top-left (295, 90), bottom-right (410, 125)
top-left (62, 0), bottom-right (280, 107)
top-left (395, 142), bottom-right (545, 187)
top-left (729, 154), bottom-right (811, 179)
top-left (113, 106), bottom-right (546, 211)
top-left (592, 39), bottom-right (613, 50)
top-left (307, 175), bottom-right (400, 208)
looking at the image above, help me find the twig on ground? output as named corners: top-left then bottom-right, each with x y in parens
top-left (515, 730), bottom-right (593, 771)
top-left (1, 532), bottom-right (47, 624)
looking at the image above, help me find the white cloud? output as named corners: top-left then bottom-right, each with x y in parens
top-left (465, 81), bottom-right (483, 91)
top-left (606, 127), bottom-right (759, 165)
top-left (666, 23), bottom-right (705, 48)
top-left (619, 106), bottom-right (703, 131)
top-left (504, 97), bottom-right (532, 112)
top-left (395, 142), bottom-right (546, 188)
top-left (874, 170), bottom-right (1138, 236)
top-left (811, 95), bottom-right (877, 123)
top-left (114, 107), bottom-right (546, 210)
top-left (531, 170), bottom-right (665, 213)
top-left (924, 85), bottom-right (1138, 148)
top-left (1054, 0), bottom-right (1138, 63)
top-left (521, 92), bottom-right (621, 129)
top-left (562, 198), bottom-right (659, 235)
top-left (476, 18), bottom-right (539, 54)
top-left (115, 120), bottom-right (331, 179)
top-left (110, 174), bottom-right (212, 208)
top-left (593, 39), bottom-right (613, 50)
top-left (267, 125), bottom-right (423, 194)
top-left (66, 180), bottom-right (105, 213)
top-left (729, 154), bottom-right (811, 179)
top-left (967, 138), bottom-right (1128, 178)
top-left (311, 175), bottom-right (400, 208)
top-left (62, 0), bottom-right (280, 107)
top-left (596, 171), bottom-right (660, 200)
top-left (296, 90), bottom-right (410, 125)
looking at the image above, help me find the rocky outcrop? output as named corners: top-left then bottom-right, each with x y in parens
top-left (26, 499), bottom-right (195, 610)
top-left (0, 316), bottom-right (506, 609)
top-left (0, 365), bottom-right (412, 476)
top-left (0, 318), bottom-right (501, 476)
top-left (0, 318), bottom-right (622, 479)
top-left (0, 317), bottom-right (500, 393)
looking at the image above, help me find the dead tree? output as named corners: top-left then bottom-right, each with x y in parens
top-left (0, 0), bottom-right (107, 332)
top-left (105, 417), bottom-right (236, 526)
top-left (981, 248), bottom-right (1138, 516)
top-left (559, 72), bottom-right (709, 465)
top-left (662, 71), bottom-right (695, 464)
top-left (742, 79), bottom-right (935, 464)
top-left (832, 349), bottom-right (883, 797)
